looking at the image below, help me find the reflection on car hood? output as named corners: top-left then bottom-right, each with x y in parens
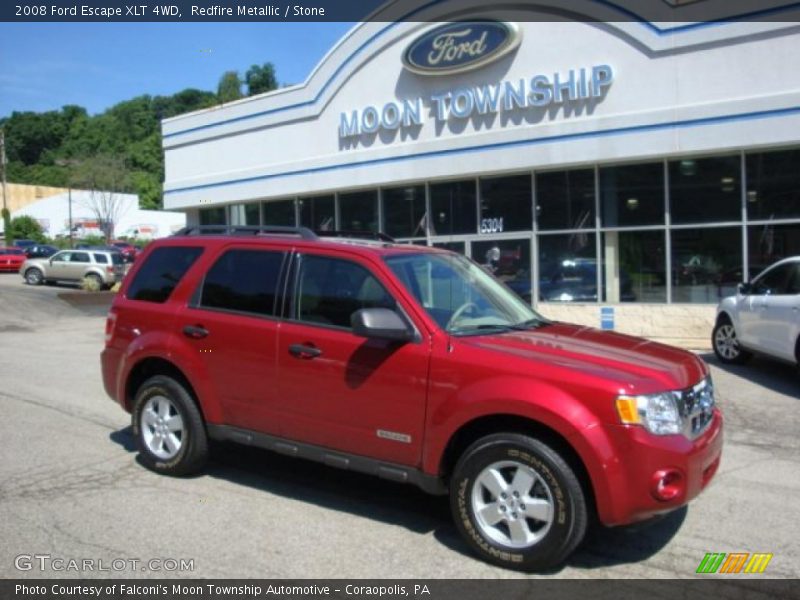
top-left (460, 322), bottom-right (706, 392)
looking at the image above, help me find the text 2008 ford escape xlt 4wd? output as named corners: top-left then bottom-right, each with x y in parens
top-left (101, 226), bottom-right (722, 571)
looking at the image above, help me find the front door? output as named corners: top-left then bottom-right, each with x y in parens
top-left (276, 251), bottom-right (430, 466)
top-left (742, 262), bottom-right (794, 355)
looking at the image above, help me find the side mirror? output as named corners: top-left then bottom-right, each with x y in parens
top-left (351, 308), bottom-right (414, 342)
top-left (737, 282), bottom-right (751, 295)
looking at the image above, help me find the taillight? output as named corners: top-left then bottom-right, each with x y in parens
top-left (106, 266), bottom-right (114, 274)
top-left (105, 311), bottom-right (118, 343)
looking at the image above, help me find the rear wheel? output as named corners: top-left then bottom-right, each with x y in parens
top-left (84, 272), bottom-right (104, 289)
top-left (25, 268), bottom-right (43, 285)
top-left (450, 433), bottom-right (587, 571)
top-left (132, 375), bottom-right (208, 476)
top-left (712, 317), bottom-right (751, 365)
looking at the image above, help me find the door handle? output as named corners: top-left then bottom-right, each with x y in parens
top-left (183, 325), bottom-right (209, 339)
top-left (288, 343), bottom-right (322, 359)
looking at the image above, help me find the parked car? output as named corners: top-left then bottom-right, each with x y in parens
top-left (0, 247), bottom-right (26, 272)
top-left (101, 226), bottom-right (722, 572)
top-left (12, 239), bottom-right (37, 251)
top-left (21, 248), bottom-right (125, 288)
top-left (712, 256), bottom-right (800, 366)
top-left (111, 240), bottom-right (140, 263)
top-left (506, 258), bottom-right (635, 303)
top-left (24, 244), bottom-right (58, 259)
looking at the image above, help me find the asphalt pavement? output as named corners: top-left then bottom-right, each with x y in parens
top-left (0, 272), bottom-right (797, 580)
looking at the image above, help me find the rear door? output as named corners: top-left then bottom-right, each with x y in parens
top-left (275, 250), bottom-right (430, 466)
top-left (67, 251), bottom-right (91, 280)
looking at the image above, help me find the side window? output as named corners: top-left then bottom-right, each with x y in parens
top-left (753, 264), bottom-right (791, 295)
top-left (787, 264), bottom-right (800, 295)
top-left (94, 253), bottom-right (109, 264)
top-left (127, 246), bottom-right (204, 303)
top-left (53, 252), bottom-right (70, 262)
top-left (293, 255), bottom-right (396, 329)
top-left (71, 252), bottom-right (90, 263)
top-left (199, 249), bottom-right (286, 316)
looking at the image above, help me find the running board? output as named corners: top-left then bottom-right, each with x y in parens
top-left (206, 424), bottom-right (447, 495)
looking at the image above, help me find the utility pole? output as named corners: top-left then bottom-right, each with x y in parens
top-left (1, 129), bottom-right (7, 213)
top-left (68, 188), bottom-right (73, 248)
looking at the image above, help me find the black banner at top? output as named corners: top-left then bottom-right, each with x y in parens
top-left (3, 0), bottom-right (800, 23)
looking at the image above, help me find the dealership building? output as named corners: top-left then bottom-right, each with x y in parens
top-left (161, 1), bottom-right (800, 346)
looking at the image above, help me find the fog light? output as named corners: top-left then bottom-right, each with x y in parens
top-left (650, 469), bottom-right (684, 501)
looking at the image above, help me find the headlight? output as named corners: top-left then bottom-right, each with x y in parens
top-left (616, 392), bottom-right (682, 435)
top-left (615, 377), bottom-right (715, 438)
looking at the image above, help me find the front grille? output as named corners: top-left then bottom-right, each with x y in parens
top-left (675, 377), bottom-right (715, 439)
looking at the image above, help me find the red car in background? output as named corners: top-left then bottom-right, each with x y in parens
top-left (0, 247), bottom-right (26, 272)
top-left (111, 241), bottom-right (140, 263)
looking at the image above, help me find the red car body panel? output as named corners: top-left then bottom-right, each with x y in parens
top-left (101, 235), bottom-right (723, 528)
top-left (0, 248), bottom-right (26, 272)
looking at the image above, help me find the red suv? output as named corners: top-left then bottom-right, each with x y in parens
top-left (101, 226), bottom-right (722, 571)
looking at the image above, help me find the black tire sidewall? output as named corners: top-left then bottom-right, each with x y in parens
top-left (26, 268), bottom-right (42, 285)
top-left (132, 375), bottom-right (207, 476)
top-left (712, 320), bottom-right (748, 364)
top-left (451, 435), bottom-right (586, 571)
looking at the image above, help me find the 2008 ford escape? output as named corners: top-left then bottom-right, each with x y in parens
top-left (101, 226), bottom-right (722, 571)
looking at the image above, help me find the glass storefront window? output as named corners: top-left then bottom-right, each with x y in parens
top-left (479, 175), bottom-right (531, 233)
top-left (229, 203), bottom-right (260, 226)
top-left (538, 232), bottom-right (597, 302)
top-left (299, 195), bottom-right (335, 231)
top-left (748, 223), bottom-right (800, 279)
top-left (746, 148), bottom-right (800, 221)
top-left (339, 190), bottom-right (378, 231)
top-left (262, 199), bottom-right (296, 226)
top-left (433, 242), bottom-right (465, 254)
top-left (600, 162), bottom-right (664, 227)
top-left (199, 207), bottom-right (226, 225)
top-left (430, 180), bottom-right (477, 235)
top-left (536, 168), bottom-right (595, 230)
top-left (472, 239), bottom-right (532, 303)
top-left (672, 228), bottom-right (742, 303)
top-left (669, 156), bottom-right (741, 224)
top-left (604, 231), bottom-right (666, 303)
top-left (382, 185), bottom-right (427, 238)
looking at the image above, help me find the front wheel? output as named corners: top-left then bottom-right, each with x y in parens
top-left (25, 268), bottom-right (43, 285)
top-left (712, 319), bottom-right (751, 365)
top-left (450, 433), bottom-right (587, 571)
top-left (132, 375), bottom-right (208, 476)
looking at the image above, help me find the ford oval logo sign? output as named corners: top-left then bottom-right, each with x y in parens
top-left (403, 21), bottom-right (521, 76)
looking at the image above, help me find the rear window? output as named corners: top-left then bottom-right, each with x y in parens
top-left (126, 246), bottom-right (203, 303)
top-left (111, 253), bottom-right (124, 265)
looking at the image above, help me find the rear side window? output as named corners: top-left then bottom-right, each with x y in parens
top-left (199, 249), bottom-right (286, 316)
top-left (127, 246), bottom-right (203, 303)
top-left (93, 253), bottom-right (108, 264)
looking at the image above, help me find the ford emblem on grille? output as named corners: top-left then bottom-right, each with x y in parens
top-left (402, 21), bottom-right (521, 76)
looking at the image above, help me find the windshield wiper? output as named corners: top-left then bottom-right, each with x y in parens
top-left (507, 318), bottom-right (546, 331)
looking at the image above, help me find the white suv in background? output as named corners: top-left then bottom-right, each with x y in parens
top-left (713, 257), bottom-right (800, 366)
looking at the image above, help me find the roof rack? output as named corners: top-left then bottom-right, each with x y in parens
top-left (173, 225), bottom-right (318, 240)
top-left (315, 230), bottom-right (396, 243)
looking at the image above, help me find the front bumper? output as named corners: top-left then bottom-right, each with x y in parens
top-left (595, 408), bottom-right (723, 526)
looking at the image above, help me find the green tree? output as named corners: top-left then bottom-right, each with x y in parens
top-left (71, 155), bottom-right (132, 242)
top-left (217, 71), bottom-right (243, 103)
top-left (9, 215), bottom-right (45, 242)
top-left (245, 63), bottom-right (278, 96)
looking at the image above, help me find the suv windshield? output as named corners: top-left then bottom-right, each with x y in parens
top-left (386, 252), bottom-right (547, 335)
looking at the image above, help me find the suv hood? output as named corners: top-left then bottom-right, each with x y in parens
top-left (459, 322), bottom-right (706, 393)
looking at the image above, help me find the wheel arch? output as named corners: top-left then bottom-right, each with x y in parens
top-left (125, 357), bottom-right (204, 422)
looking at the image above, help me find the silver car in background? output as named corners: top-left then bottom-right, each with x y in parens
top-left (21, 249), bottom-right (125, 289)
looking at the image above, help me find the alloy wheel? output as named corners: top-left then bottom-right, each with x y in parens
top-left (140, 395), bottom-right (184, 460)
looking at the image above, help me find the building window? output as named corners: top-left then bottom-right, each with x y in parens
top-left (299, 195), bottom-right (335, 231)
top-left (669, 156), bottom-right (740, 224)
top-left (536, 168), bottom-right (595, 230)
top-left (199, 207), bottom-right (226, 226)
top-left (479, 174), bottom-right (532, 233)
top-left (263, 199), bottom-right (296, 226)
top-left (748, 223), bottom-right (800, 278)
top-left (604, 230), bottom-right (666, 303)
top-left (746, 148), bottom-right (800, 221)
top-left (230, 203), bottom-right (260, 226)
top-left (671, 227), bottom-right (742, 303)
top-left (339, 190), bottom-right (378, 231)
top-left (433, 241), bottom-right (465, 254)
top-left (430, 179), bottom-right (477, 235)
top-left (472, 239), bottom-right (532, 303)
top-left (382, 185), bottom-right (426, 238)
top-left (538, 232), bottom-right (597, 302)
top-left (600, 162), bottom-right (664, 227)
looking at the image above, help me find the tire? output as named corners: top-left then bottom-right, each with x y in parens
top-left (85, 272), bottom-right (104, 289)
top-left (25, 268), bottom-right (43, 286)
top-left (450, 433), bottom-right (588, 572)
top-left (132, 375), bottom-right (208, 476)
top-left (712, 317), bottom-right (751, 365)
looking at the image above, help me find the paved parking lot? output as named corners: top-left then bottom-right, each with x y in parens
top-left (0, 272), bottom-right (798, 580)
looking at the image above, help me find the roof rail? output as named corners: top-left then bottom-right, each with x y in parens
top-left (173, 225), bottom-right (318, 240)
top-left (315, 230), bottom-right (396, 243)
